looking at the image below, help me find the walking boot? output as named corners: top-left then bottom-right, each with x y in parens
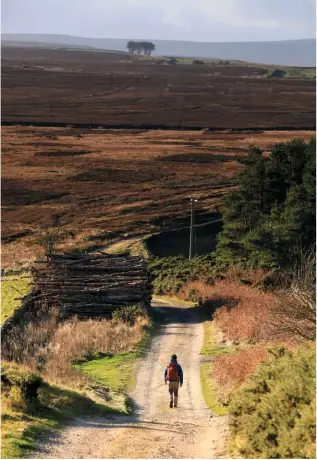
top-left (169, 399), bottom-right (173, 408)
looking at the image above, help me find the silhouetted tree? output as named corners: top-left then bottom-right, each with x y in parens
top-left (126, 41), bottom-right (156, 56)
top-left (126, 40), bottom-right (135, 53)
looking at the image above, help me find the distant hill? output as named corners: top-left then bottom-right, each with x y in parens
top-left (1, 40), bottom-right (97, 51)
top-left (2, 33), bottom-right (315, 67)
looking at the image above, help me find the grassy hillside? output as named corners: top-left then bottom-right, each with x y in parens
top-left (1, 278), bottom-right (30, 325)
top-left (1, 361), bottom-right (125, 459)
top-left (2, 34), bottom-right (315, 66)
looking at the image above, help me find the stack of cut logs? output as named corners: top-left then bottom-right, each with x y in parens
top-left (32, 252), bottom-right (152, 319)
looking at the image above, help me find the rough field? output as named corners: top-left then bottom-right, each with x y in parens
top-left (1, 47), bottom-right (315, 128)
top-left (2, 126), bottom-right (315, 268)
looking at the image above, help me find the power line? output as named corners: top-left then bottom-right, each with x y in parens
top-left (189, 198), bottom-right (198, 260)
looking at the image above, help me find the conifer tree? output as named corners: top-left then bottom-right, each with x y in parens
top-left (215, 138), bottom-right (316, 268)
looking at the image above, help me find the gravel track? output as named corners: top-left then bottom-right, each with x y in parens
top-left (34, 299), bottom-right (228, 459)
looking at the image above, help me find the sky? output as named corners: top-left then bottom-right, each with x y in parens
top-left (1, 0), bottom-right (316, 42)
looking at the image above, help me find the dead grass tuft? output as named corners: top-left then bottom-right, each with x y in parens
top-left (44, 316), bottom-right (147, 386)
top-left (1, 306), bottom-right (60, 367)
top-left (2, 308), bottom-right (149, 388)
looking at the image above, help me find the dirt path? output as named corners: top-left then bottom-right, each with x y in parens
top-left (35, 299), bottom-right (229, 459)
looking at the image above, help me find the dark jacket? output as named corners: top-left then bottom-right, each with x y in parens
top-left (164, 360), bottom-right (183, 385)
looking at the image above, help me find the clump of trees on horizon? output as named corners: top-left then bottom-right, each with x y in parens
top-left (126, 40), bottom-right (156, 55)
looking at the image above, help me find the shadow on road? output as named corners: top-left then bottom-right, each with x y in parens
top-left (152, 305), bottom-right (207, 325)
top-left (63, 416), bottom-right (185, 434)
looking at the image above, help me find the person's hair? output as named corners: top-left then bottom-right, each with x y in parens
top-left (171, 354), bottom-right (177, 360)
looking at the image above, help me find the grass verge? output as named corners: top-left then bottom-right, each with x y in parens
top-left (75, 322), bottom-right (154, 413)
top-left (77, 352), bottom-right (137, 393)
top-left (200, 320), bottom-right (232, 416)
top-left (201, 320), bottom-right (232, 357)
top-left (2, 385), bottom-right (123, 459)
top-left (200, 363), bottom-right (228, 416)
top-left (1, 362), bottom-right (124, 459)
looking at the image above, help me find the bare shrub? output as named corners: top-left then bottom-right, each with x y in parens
top-left (1, 305), bottom-right (59, 368)
top-left (223, 266), bottom-right (270, 285)
top-left (269, 247), bottom-right (316, 342)
top-left (182, 269), bottom-right (314, 344)
top-left (181, 280), bottom-right (275, 342)
top-left (212, 284), bottom-right (274, 342)
top-left (212, 345), bottom-right (269, 402)
top-left (35, 216), bottom-right (74, 260)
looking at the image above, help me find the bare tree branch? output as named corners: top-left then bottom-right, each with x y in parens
top-left (269, 246), bottom-right (316, 342)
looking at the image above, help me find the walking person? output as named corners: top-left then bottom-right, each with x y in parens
top-left (164, 354), bottom-right (183, 408)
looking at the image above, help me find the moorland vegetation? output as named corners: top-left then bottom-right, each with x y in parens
top-left (150, 138), bottom-right (316, 458)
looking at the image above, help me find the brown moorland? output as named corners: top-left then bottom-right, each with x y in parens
top-left (2, 126), bottom-right (315, 268)
top-left (1, 46), bottom-right (315, 128)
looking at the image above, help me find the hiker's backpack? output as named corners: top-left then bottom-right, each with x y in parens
top-left (166, 362), bottom-right (179, 381)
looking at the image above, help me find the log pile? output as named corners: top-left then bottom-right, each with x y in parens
top-left (32, 252), bottom-right (152, 319)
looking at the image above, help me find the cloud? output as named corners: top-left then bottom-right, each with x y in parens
top-left (1, 0), bottom-right (315, 41)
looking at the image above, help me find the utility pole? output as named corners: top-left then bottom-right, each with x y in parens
top-left (189, 198), bottom-right (197, 260)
